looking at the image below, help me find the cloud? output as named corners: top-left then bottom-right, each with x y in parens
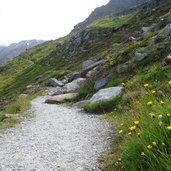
top-left (0, 0), bottom-right (109, 45)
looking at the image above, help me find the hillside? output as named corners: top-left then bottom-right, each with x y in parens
top-left (73, 0), bottom-right (164, 31)
top-left (0, 0), bottom-right (171, 170)
top-left (0, 40), bottom-right (45, 63)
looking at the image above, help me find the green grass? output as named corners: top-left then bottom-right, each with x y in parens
top-left (89, 13), bottom-right (136, 29)
top-left (84, 96), bottom-right (127, 113)
top-left (0, 1), bottom-right (170, 170)
top-left (101, 67), bottom-right (171, 170)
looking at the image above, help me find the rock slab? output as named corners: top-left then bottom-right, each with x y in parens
top-left (45, 93), bottom-right (78, 104)
top-left (46, 78), bottom-right (64, 87)
top-left (90, 87), bottom-right (123, 103)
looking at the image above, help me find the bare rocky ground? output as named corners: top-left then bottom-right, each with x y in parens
top-left (0, 96), bottom-right (112, 171)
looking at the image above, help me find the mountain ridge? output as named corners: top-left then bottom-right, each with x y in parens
top-left (0, 39), bottom-right (45, 63)
top-left (73, 0), bottom-right (165, 32)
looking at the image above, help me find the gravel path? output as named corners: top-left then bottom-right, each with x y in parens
top-left (0, 96), bottom-right (112, 171)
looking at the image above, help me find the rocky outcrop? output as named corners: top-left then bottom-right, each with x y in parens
top-left (142, 23), bottom-right (160, 35)
top-left (93, 74), bottom-right (112, 90)
top-left (82, 60), bottom-right (95, 70)
top-left (18, 94), bottom-right (28, 99)
top-left (157, 23), bottom-right (171, 40)
top-left (116, 62), bottom-right (129, 74)
top-left (81, 60), bottom-right (105, 77)
top-left (162, 53), bottom-right (171, 66)
top-left (86, 67), bottom-right (99, 78)
top-left (45, 93), bottom-right (78, 104)
top-left (134, 47), bottom-right (148, 62)
top-left (89, 87), bottom-right (123, 103)
top-left (63, 78), bottom-right (86, 93)
top-left (46, 78), bottom-right (64, 87)
top-left (26, 84), bottom-right (39, 93)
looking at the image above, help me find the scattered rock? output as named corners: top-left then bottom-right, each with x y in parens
top-left (73, 100), bottom-right (90, 108)
top-left (81, 60), bottom-right (105, 77)
top-left (86, 67), bottom-right (99, 78)
top-left (134, 48), bottom-right (148, 62)
top-left (157, 23), bottom-right (171, 39)
top-left (46, 78), bottom-right (64, 87)
top-left (94, 77), bottom-right (109, 90)
top-left (18, 94), bottom-right (28, 99)
top-left (116, 62), bottom-right (129, 74)
top-left (156, 42), bottom-right (171, 49)
top-left (162, 54), bottom-right (171, 66)
top-left (128, 36), bottom-right (136, 42)
top-left (63, 72), bottom-right (82, 83)
top-left (45, 93), bottom-right (78, 104)
top-left (134, 52), bottom-right (148, 62)
top-left (63, 78), bottom-right (87, 93)
top-left (26, 84), bottom-right (39, 93)
top-left (89, 87), bottom-right (123, 103)
top-left (142, 23), bottom-right (159, 35)
top-left (82, 60), bottom-right (95, 70)
top-left (4, 114), bottom-right (21, 120)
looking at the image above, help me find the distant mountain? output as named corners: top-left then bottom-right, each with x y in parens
top-left (0, 40), bottom-right (45, 63)
top-left (73, 0), bottom-right (159, 31)
top-left (0, 46), bottom-right (6, 51)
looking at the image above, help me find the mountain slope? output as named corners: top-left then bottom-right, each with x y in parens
top-left (73, 0), bottom-right (157, 31)
top-left (0, 0), bottom-right (171, 170)
top-left (0, 40), bottom-right (45, 63)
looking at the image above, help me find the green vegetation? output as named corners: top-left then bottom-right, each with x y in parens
top-left (84, 96), bottom-right (129, 114)
top-left (0, 0), bottom-right (170, 170)
top-left (102, 67), bottom-right (171, 170)
top-left (89, 13), bottom-right (136, 29)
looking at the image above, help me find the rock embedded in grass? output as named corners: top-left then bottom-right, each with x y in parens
top-left (90, 86), bottom-right (123, 103)
top-left (94, 77), bottom-right (109, 90)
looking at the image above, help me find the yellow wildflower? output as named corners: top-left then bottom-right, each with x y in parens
top-left (169, 81), bottom-right (171, 85)
top-left (147, 101), bottom-right (153, 106)
top-left (162, 142), bottom-right (165, 146)
top-left (137, 133), bottom-right (141, 136)
top-left (128, 132), bottom-right (132, 136)
top-left (120, 123), bottom-right (124, 126)
top-left (118, 130), bottom-right (123, 134)
top-left (134, 120), bottom-right (139, 125)
top-left (129, 125), bottom-right (137, 131)
top-left (160, 100), bottom-right (164, 105)
top-left (147, 145), bottom-right (152, 150)
top-left (151, 90), bottom-right (156, 94)
top-left (144, 83), bottom-right (150, 88)
top-left (118, 158), bottom-right (122, 162)
top-left (167, 114), bottom-right (170, 117)
top-left (167, 126), bottom-right (171, 131)
top-left (152, 141), bottom-right (157, 146)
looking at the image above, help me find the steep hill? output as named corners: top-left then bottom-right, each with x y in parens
top-left (0, 0), bottom-right (171, 170)
top-left (0, 40), bottom-right (45, 63)
top-left (73, 0), bottom-right (164, 31)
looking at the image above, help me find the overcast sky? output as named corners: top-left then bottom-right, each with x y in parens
top-left (0, 0), bottom-right (109, 46)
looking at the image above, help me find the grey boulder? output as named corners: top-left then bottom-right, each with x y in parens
top-left (82, 60), bottom-right (95, 70)
top-left (45, 93), bottom-right (78, 104)
top-left (90, 87), bottom-right (123, 103)
top-left (63, 78), bottom-right (87, 93)
top-left (134, 52), bottom-right (148, 62)
top-left (94, 77), bottom-right (108, 90)
top-left (157, 23), bottom-right (171, 39)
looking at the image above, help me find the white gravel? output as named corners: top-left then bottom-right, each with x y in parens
top-left (0, 96), bottom-right (112, 171)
